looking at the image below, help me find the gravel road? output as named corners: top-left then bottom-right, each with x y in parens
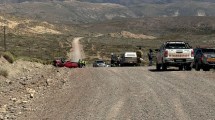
top-left (17, 67), bottom-right (215, 120)
top-left (71, 37), bottom-right (84, 62)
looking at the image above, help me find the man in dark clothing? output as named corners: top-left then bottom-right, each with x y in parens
top-left (78, 59), bottom-right (82, 68)
top-left (148, 49), bottom-right (153, 66)
top-left (111, 53), bottom-right (115, 66)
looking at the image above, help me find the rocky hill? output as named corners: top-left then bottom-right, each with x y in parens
top-left (78, 0), bottom-right (215, 5)
top-left (1, 0), bottom-right (215, 23)
top-left (0, 14), bottom-right (70, 35)
top-left (0, 0), bottom-right (64, 4)
top-left (0, 1), bottom-right (135, 23)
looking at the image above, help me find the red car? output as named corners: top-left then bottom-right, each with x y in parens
top-left (64, 61), bottom-right (79, 68)
top-left (53, 59), bottom-right (79, 68)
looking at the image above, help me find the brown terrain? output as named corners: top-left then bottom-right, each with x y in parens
top-left (1, 1), bottom-right (215, 120)
top-left (0, 36), bottom-right (215, 120)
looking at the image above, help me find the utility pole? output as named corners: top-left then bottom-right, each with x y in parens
top-left (3, 0), bottom-right (7, 52)
top-left (3, 26), bottom-right (6, 51)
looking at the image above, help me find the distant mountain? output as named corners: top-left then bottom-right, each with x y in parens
top-left (0, 1), bottom-right (136, 23)
top-left (0, 0), bottom-right (64, 4)
top-left (77, 0), bottom-right (215, 5)
top-left (1, 0), bottom-right (215, 23)
top-left (1, 0), bottom-right (215, 4)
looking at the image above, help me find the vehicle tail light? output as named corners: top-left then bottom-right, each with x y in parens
top-left (191, 49), bottom-right (194, 57)
top-left (164, 50), bottom-right (168, 57)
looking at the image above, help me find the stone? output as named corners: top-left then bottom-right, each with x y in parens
top-left (0, 105), bottom-right (7, 113)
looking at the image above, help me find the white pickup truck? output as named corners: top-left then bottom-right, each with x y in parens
top-left (156, 41), bottom-right (194, 71)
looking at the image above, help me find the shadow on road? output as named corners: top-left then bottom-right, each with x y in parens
top-left (148, 68), bottom-right (180, 72)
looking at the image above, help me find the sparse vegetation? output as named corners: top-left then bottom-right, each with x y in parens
top-left (1, 13), bottom-right (215, 65)
top-left (0, 68), bottom-right (8, 78)
top-left (0, 34), bottom-right (72, 63)
top-left (80, 17), bottom-right (215, 64)
top-left (2, 51), bottom-right (15, 63)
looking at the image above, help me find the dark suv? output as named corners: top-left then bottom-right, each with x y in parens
top-left (193, 48), bottom-right (215, 71)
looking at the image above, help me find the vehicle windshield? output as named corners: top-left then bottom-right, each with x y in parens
top-left (165, 43), bottom-right (190, 49)
top-left (125, 54), bottom-right (137, 57)
top-left (202, 49), bottom-right (215, 53)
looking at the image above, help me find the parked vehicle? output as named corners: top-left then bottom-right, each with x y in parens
top-left (156, 41), bottom-right (194, 71)
top-left (53, 58), bottom-right (79, 68)
top-left (53, 58), bottom-right (65, 67)
top-left (64, 61), bottom-right (79, 68)
top-left (120, 52), bottom-right (138, 66)
top-left (93, 60), bottom-right (108, 67)
top-left (193, 47), bottom-right (215, 71)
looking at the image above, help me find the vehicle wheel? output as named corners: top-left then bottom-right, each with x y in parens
top-left (195, 63), bottom-right (201, 71)
top-left (203, 66), bottom-right (210, 71)
top-left (179, 66), bottom-right (183, 71)
top-left (162, 63), bottom-right (167, 71)
top-left (156, 63), bottom-right (161, 71)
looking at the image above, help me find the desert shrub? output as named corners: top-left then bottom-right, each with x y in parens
top-left (2, 52), bottom-right (15, 63)
top-left (0, 68), bottom-right (8, 78)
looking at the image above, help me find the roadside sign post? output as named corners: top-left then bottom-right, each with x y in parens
top-left (3, 26), bottom-right (7, 51)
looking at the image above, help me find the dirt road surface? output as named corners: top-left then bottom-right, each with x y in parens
top-left (17, 67), bottom-right (215, 120)
top-left (71, 37), bottom-right (85, 62)
top-left (3, 37), bottom-right (213, 120)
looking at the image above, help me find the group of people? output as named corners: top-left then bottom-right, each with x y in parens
top-left (78, 59), bottom-right (86, 68)
top-left (110, 53), bottom-right (121, 66)
top-left (137, 47), bottom-right (154, 66)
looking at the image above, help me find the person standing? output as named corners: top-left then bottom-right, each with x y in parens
top-left (82, 60), bottom-right (86, 67)
top-left (111, 53), bottom-right (115, 66)
top-left (136, 47), bottom-right (143, 66)
top-left (78, 59), bottom-right (82, 68)
top-left (148, 49), bottom-right (153, 66)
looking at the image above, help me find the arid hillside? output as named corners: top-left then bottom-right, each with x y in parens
top-left (81, 17), bottom-right (215, 34)
top-left (1, 0), bottom-right (215, 23)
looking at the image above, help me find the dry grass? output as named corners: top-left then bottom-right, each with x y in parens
top-left (0, 34), bottom-right (71, 63)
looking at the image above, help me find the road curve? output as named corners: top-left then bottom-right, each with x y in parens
top-left (18, 67), bottom-right (215, 120)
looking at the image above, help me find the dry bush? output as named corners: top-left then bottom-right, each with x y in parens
top-left (2, 52), bottom-right (15, 64)
top-left (0, 68), bottom-right (8, 78)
